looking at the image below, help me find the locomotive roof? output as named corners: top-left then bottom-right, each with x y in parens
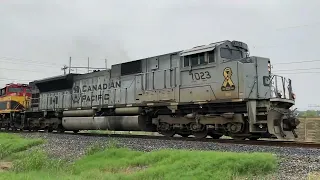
top-left (32, 73), bottom-right (80, 83)
top-left (111, 40), bottom-right (246, 67)
top-left (180, 40), bottom-right (227, 56)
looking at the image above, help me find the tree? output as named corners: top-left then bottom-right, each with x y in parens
top-left (298, 110), bottom-right (319, 118)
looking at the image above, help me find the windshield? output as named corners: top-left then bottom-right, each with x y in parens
top-left (220, 48), bottom-right (243, 60)
top-left (8, 87), bottom-right (22, 93)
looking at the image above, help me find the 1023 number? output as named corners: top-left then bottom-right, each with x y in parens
top-left (190, 71), bottom-right (211, 81)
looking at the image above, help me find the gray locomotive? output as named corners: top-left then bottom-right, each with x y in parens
top-left (19, 40), bottom-right (299, 140)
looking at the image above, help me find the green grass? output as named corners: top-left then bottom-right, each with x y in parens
top-left (0, 133), bottom-right (44, 159)
top-left (0, 133), bottom-right (278, 180)
top-left (71, 147), bottom-right (277, 180)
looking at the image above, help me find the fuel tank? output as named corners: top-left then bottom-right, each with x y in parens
top-left (62, 115), bottom-right (152, 131)
top-left (63, 109), bottom-right (96, 117)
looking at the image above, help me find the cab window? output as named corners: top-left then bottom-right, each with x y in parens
top-left (8, 87), bottom-right (22, 93)
top-left (0, 88), bottom-right (5, 96)
top-left (220, 48), bottom-right (242, 60)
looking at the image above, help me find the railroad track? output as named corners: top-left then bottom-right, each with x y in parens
top-left (4, 129), bottom-right (320, 150)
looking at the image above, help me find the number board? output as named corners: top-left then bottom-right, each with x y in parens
top-left (189, 71), bottom-right (211, 81)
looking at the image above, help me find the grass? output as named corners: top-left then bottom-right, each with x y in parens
top-left (0, 133), bottom-right (278, 180)
top-left (0, 133), bottom-right (44, 159)
top-left (71, 147), bottom-right (277, 180)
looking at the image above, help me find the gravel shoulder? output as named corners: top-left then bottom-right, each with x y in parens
top-left (17, 132), bottom-right (320, 180)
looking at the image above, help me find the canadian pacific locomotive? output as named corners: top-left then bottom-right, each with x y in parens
top-left (0, 40), bottom-right (300, 140)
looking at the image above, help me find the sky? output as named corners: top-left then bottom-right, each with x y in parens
top-left (0, 0), bottom-right (320, 110)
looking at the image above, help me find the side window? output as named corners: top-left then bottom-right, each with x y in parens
top-left (190, 54), bottom-right (198, 66)
top-left (184, 53), bottom-right (206, 67)
top-left (199, 53), bottom-right (205, 64)
top-left (220, 48), bottom-right (243, 60)
top-left (208, 50), bottom-right (215, 63)
top-left (184, 56), bottom-right (190, 67)
top-left (0, 88), bottom-right (5, 96)
top-left (0, 102), bottom-right (7, 110)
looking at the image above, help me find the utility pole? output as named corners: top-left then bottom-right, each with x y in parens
top-left (105, 59), bottom-right (108, 69)
top-left (87, 57), bottom-right (90, 73)
top-left (69, 57), bottom-right (72, 74)
top-left (61, 65), bottom-right (68, 75)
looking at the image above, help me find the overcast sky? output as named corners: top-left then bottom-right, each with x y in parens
top-left (0, 0), bottom-right (319, 110)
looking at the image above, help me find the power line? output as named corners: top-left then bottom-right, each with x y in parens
top-left (0, 57), bottom-right (62, 67)
top-left (275, 22), bottom-right (320, 31)
top-left (0, 77), bottom-right (32, 82)
top-left (275, 71), bottom-right (320, 75)
top-left (0, 59), bottom-right (62, 68)
top-left (273, 67), bottom-right (320, 72)
top-left (273, 59), bottom-right (320, 65)
top-left (0, 67), bottom-right (57, 73)
top-left (249, 21), bottom-right (320, 50)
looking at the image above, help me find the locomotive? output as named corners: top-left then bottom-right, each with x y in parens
top-left (0, 83), bottom-right (31, 130)
top-left (0, 40), bottom-right (300, 140)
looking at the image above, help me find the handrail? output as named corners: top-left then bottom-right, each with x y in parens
top-left (270, 74), bottom-right (293, 100)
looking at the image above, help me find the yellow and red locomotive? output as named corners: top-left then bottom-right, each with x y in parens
top-left (0, 83), bottom-right (31, 130)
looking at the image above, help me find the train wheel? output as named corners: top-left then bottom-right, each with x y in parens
top-left (160, 130), bottom-right (175, 137)
top-left (231, 136), bottom-right (246, 140)
top-left (190, 123), bottom-right (207, 139)
top-left (248, 136), bottom-right (259, 140)
top-left (57, 125), bottom-right (65, 133)
top-left (178, 133), bottom-right (190, 138)
top-left (192, 131), bottom-right (208, 139)
top-left (208, 133), bottom-right (222, 139)
top-left (73, 130), bottom-right (79, 134)
top-left (44, 127), bottom-right (50, 133)
top-left (57, 129), bottom-right (65, 133)
top-left (158, 123), bottom-right (175, 137)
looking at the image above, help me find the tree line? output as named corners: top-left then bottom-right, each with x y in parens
top-left (297, 110), bottom-right (320, 118)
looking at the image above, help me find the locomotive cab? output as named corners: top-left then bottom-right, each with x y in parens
top-left (181, 40), bottom-right (248, 68)
top-left (179, 40), bottom-right (250, 101)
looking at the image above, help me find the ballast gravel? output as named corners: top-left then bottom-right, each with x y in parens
top-left (18, 132), bottom-right (320, 180)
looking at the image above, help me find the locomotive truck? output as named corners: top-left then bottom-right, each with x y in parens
top-left (0, 40), bottom-right (299, 140)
